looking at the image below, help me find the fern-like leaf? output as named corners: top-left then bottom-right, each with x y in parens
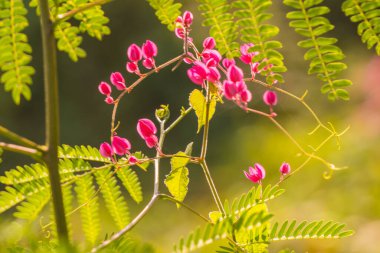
top-left (64, 0), bottom-right (110, 40)
top-left (342, 0), bottom-right (380, 55)
top-left (284, 0), bottom-right (352, 101)
top-left (13, 189), bottom-right (50, 221)
top-left (233, 0), bottom-right (287, 84)
top-left (0, 0), bottom-right (35, 104)
top-left (197, 0), bottom-right (240, 58)
top-left (174, 217), bottom-right (233, 253)
top-left (270, 220), bottom-right (354, 241)
top-left (55, 21), bottom-right (86, 62)
top-left (75, 174), bottom-right (100, 245)
top-left (58, 144), bottom-right (110, 163)
top-left (146, 0), bottom-right (182, 31)
top-left (116, 166), bottom-right (143, 204)
top-left (95, 168), bottom-right (130, 230)
top-left (227, 184), bottom-right (285, 216)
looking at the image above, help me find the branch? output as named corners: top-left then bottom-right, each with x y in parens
top-left (0, 125), bottom-right (45, 151)
top-left (38, 0), bottom-right (69, 245)
top-left (0, 142), bottom-right (42, 157)
top-left (54, 0), bottom-right (113, 26)
top-left (158, 194), bottom-right (209, 222)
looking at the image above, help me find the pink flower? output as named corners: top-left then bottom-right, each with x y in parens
top-left (227, 65), bottom-right (244, 82)
top-left (126, 62), bottom-right (139, 74)
top-left (223, 80), bottom-right (237, 100)
top-left (207, 67), bottom-right (221, 83)
top-left (128, 155), bottom-right (138, 165)
top-left (110, 72), bottom-right (126, 90)
top-left (112, 136), bottom-right (131, 156)
top-left (183, 11), bottom-right (193, 27)
top-left (137, 119), bottom-right (157, 139)
top-left (100, 142), bottom-right (113, 158)
top-left (280, 162), bottom-right (291, 175)
top-left (202, 49), bottom-right (222, 64)
top-left (203, 37), bottom-right (216, 50)
top-left (127, 44), bottom-right (142, 62)
top-left (143, 58), bottom-right (155, 69)
top-left (105, 96), bottom-right (114, 104)
top-left (263, 90), bottom-right (277, 106)
top-left (240, 43), bottom-right (259, 65)
top-left (98, 82), bottom-right (111, 96)
top-left (187, 61), bottom-right (209, 85)
top-left (175, 27), bottom-right (185, 39)
top-left (244, 163), bottom-right (266, 183)
top-left (250, 62), bottom-right (259, 78)
top-left (240, 89), bottom-right (252, 103)
top-left (142, 40), bottom-right (158, 59)
top-left (144, 135), bottom-right (158, 148)
top-left (222, 58), bottom-right (235, 69)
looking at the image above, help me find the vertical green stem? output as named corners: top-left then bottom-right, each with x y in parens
top-left (38, 0), bottom-right (69, 245)
top-left (199, 83), bottom-right (225, 215)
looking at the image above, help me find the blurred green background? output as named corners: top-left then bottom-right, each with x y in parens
top-left (0, 1), bottom-right (379, 253)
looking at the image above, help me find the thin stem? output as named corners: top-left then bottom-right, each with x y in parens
top-left (164, 107), bottom-right (192, 133)
top-left (200, 161), bottom-right (225, 215)
top-left (158, 194), bottom-right (209, 222)
top-left (110, 54), bottom-right (184, 136)
top-left (200, 83), bottom-right (212, 160)
top-left (54, 0), bottom-right (112, 26)
top-left (38, 0), bottom-right (69, 245)
top-left (90, 195), bottom-right (159, 253)
top-left (0, 142), bottom-right (41, 158)
top-left (0, 125), bottom-right (45, 151)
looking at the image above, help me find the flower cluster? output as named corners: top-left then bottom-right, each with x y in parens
top-left (137, 118), bottom-right (158, 149)
top-left (99, 118), bottom-right (159, 161)
top-left (175, 11), bottom-right (193, 41)
top-left (98, 40), bottom-right (159, 104)
top-left (100, 136), bottom-right (134, 161)
top-left (127, 40), bottom-right (158, 74)
top-left (244, 162), bottom-right (290, 184)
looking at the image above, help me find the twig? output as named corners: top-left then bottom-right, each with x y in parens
top-left (0, 125), bottom-right (45, 151)
top-left (0, 142), bottom-right (41, 158)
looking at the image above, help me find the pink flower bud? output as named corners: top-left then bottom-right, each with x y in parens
top-left (244, 163), bottom-right (266, 184)
top-left (222, 58), bottom-right (235, 69)
top-left (183, 11), bottom-right (193, 27)
top-left (142, 40), bottom-right (158, 59)
top-left (236, 81), bottom-right (247, 93)
top-left (263, 90), bottom-right (278, 106)
top-left (127, 44), bottom-right (142, 62)
top-left (240, 89), bottom-right (252, 103)
top-left (175, 27), bottom-right (185, 39)
top-left (126, 62), bottom-right (138, 73)
top-left (110, 72), bottom-right (126, 90)
top-left (145, 135), bottom-right (158, 148)
top-left (280, 162), bottom-right (291, 175)
top-left (207, 67), bottom-right (221, 83)
top-left (203, 37), bottom-right (216, 50)
top-left (227, 65), bottom-right (244, 82)
top-left (175, 16), bottom-right (183, 24)
top-left (112, 136), bottom-right (131, 156)
top-left (105, 96), bottom-right (114, 104)
top-left (250, 62), bottom-right (259, 76)
top-left (202, 49), bottom-right (222, 64)
top-left (143, 58), bottom-right (155, 69)
top-left (137, 118), bottom-right (157, 139)
top-left (100, 142), bottom-right (113, 158)
top-left (223, 80), bottom-right (237, 100)
top-left (128, 155), bottom-right (138, 165)
top-left (187, 61), bottom-right (209, 85)
top-left (98, 82), bottom-right (111, 96)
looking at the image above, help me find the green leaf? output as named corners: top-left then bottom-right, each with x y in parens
top-left (189, 89), bottom-right (216, 133)
top-left (75, 174), bottom-right (100, 245)
top-left (147, 0), bottom-right (182, 31)
top-left (0, 0), bottom-right (35, 104)
top-left (209, 211), bottom-right (222, 223)
top-left (117, 166), bottom-right (143, 203)
top-left (164, 151), bottom-right (190, 207)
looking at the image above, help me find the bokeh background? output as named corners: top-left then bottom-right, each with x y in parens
top-left (1, 1), bottom-right (379, 253)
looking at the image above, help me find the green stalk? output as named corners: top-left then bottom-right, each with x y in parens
top-left (37, 0), bottom-right (69, 245)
